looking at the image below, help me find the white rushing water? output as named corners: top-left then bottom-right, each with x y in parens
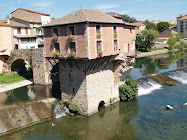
top-left (53, 103), bottom-right (70, 118)
top-left (138, 78), bottom-right (162, 96)
top-left (165, 70), bottom-right (187, 84)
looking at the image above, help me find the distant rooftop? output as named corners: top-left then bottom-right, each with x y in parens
top-left (108, 14), bottom-right (123, 19)
top-left (177, 16), bottom-right (187, 21)
top-left (43, 9), bottom-right (131, 27)
top-left (0, 21), bottom-right (10, 26)
top-left (131, 22), bottom-right (145, 26)
top-left (11, 17), bottom-right (42, 24)
top-left (11, 8), bottom-right (50, 16)
top-left (10, 20), bottom-right (29, 28)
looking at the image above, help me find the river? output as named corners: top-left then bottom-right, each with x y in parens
top-left (0, 51), bottom-right (187, 140)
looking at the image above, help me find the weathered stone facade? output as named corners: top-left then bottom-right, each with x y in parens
top-left (59, 55), bottom-right (134, 116)
top-left (3, 49), bottom-right (57, 85)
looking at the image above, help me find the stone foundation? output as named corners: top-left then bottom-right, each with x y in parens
top-left (59, 56), bottom-right (134, 116)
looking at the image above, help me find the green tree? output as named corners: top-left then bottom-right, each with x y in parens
top-left (120, 14), bottom-right (138, 23)
top-left (119, 76), bottom-right (139, 101)
top-left (167, 33), bottom-right (176, 50)
top-left (157, 22), bottom-right (169, 33)
top-left (136, 29), bottom-right (159, 51)
top-left (143, 20), bottom-right (157, 30)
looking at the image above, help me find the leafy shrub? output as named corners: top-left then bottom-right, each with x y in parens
top-left (68, 103), bottom-right (79, 114)
top-left (119, 76), bottom-right (139, 101)
top-left (97, 32), bottom-right (101, 39)
top-left (69, 50), bottom-right (76, 57)
top-left (68, 33), bottom-right (75, 41)
top-left (52, 34), bottom-right (58, 40)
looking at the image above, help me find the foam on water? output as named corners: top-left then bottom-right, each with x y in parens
top-left (53, 103), bottom-right (66, 118)
top-left (165, 70), bottom-right (187, 84)
top-left (138, 78), bottom-right (162, 96)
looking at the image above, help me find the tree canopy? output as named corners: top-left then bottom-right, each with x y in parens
top-left (142, 20), bottom-right (157, 30)
top-left (120, 14), bottom-right (138, 23)
top-left (136, 29), bottom-right (159, 51)
top-left (157, 22), bottom-right (169, 33)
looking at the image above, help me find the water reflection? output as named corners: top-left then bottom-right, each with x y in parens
top-left (0, 85), bottom-right (52, 109)
top-left (1, 99), bottom-right (139, 140)
top-left (131, 50), bottom-right (187, 79)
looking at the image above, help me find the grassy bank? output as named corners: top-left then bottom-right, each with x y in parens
top-left (0, 72), bottom-right (25, 84)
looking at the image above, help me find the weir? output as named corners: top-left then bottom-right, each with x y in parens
top-left (137, 68), bottom-right (187, 96)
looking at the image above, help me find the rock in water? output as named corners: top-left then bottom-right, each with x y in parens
top-left (166, 105), bottom-right (173, 110)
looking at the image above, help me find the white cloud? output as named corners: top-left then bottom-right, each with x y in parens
top-left (96, 4), bottom-right (119, 10)
top-left (31, 1), bottom-right (53, 7)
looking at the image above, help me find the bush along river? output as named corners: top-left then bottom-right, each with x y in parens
top-left (0, 50), bottom-right (187, 140)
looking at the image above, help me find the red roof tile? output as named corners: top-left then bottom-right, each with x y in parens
top-left (131, 22), bottom-right (145, 26)
top-left (177, 16), bottom-right (187, 21)
top-left (11, 8), bottom-right (50, 16)
top-left (0, 21), bottom-right (10, 26)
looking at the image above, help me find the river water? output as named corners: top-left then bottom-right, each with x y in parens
top-left (0, 51), bottom-right (187, 140)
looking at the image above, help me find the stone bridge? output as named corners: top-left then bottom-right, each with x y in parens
top-left (3, 49), bottom-right (58, 85)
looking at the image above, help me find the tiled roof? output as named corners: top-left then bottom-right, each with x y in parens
top-left (11, 8), bottom-right (50, 16)
top-left (43, 9), bottom-right (125, 27)
top-left (159, 29), bottom-right (172, 37)
top-left (0, 21), bottom-right (10, 26)
top-left (131, 22), bottom-right (145, 26)
top-left (11, 17), bottom-right (42, 23)
top-left (10, 20), bottom-right (29, 27)
top-left (177, 16), bottom-right (187, 21)
top-left (157, 37), bottom-right (169, 40)
top-left (108, 14), bottom-right (123, 19)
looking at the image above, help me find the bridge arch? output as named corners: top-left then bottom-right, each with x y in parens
top-left (11, 59), bottom-right (33, 79)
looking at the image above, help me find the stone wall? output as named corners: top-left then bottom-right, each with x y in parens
top-left (0, 98), bottom-right (56, 136)
top-left (59, 56), bottom-right (135, 116)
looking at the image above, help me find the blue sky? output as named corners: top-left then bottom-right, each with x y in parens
top-left (0, 0), bottom-right (186, 21)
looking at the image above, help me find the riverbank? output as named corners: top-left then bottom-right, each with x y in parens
top-left (0, 98), bottom-right (56, 136)
top-left (137, 49), bottom-right (168, 58)
top-left (0, 80), bottom-right (33, 93)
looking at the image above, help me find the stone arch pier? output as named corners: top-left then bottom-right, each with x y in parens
top-left (3, 49), bottom-right (58, 85)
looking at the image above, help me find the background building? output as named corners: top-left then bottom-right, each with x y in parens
top-left (177, 15), bottom-right (187, 38)
top-left (0, 21), bottom-right (13, 73)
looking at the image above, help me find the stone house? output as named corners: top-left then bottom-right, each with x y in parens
top-left (0, 21), bottom-right (13, 73)
top-left (155, 29), bottom-right (178, 44)
top-left (131, 22), bottom-right (146, 35)
top-left (43, 9), bottom-right (136, 59)
top-left (8, 8), bottom-right (51, 49)
top-left (43, 9), bottom-right (136, 116)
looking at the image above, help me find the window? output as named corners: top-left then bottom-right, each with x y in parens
top-left (36, 28), bottom-right (40, 35)
top-left (17, 28), bottom-right (21, 35)
top-left (96, 25), bottom-right (101, 39)
top-left (69, 42), bottom-right (76, 52)
top-left (130, 28), bottom-right (132, 34)
top-left (114, 40), bottom-right (118, 51)
top-left (25, 28), bottom-right (28, 35)
top-left (53, 27), bottom-right (59, 36)
top-left (113, 26), bottom-right (117, 33)
top-left (54, 43), bottom-right (60, 52)
top-left (69, 26), bottom-right (75, 35)
top-left (21, 38), bottom-right (36, 43)
top-left (97, 41), bottom-right (102, 52)
top-left (15, 45), bottom-right (18, 49)
top-left (96, 25), bottom-right (101, 33)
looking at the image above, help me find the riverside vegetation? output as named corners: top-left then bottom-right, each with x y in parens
top-left (0, 72), bottom-right (25, 84)
top-left (119, 76), bottom-right (139, 101)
